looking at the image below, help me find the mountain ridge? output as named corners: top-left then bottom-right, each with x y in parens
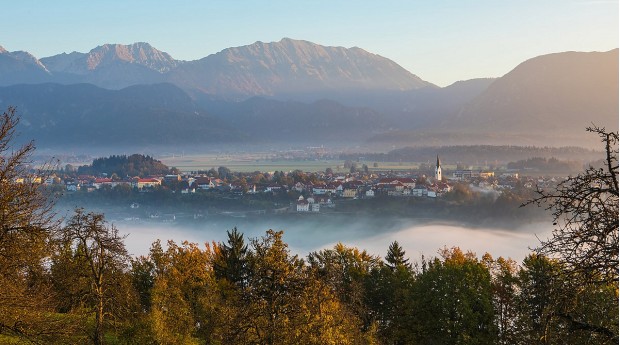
top-left (3, 38), bottom-right (432, 99)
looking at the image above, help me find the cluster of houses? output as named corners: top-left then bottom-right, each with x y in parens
top-left (29, 155), bottom-right (560, 214)
top-left (63, 176), bottom-right (164, 192)
top-left (292, 177), bottom-right (452, 213)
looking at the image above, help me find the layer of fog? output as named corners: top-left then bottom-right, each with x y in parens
top-left (117, 216), bottom-right (553, 262)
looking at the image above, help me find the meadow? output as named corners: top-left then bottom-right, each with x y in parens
top-left (159, 153), bottom-right (456, 173)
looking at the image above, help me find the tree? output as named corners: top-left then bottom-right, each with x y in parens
top-left (525, 126), bottom-right (618, 284)
top-left (516, 254), bottom-right (563, 344)
top-left (0, 107), bottom-right (67, 342)
top-left (148, 240), bottom-right (216, 344)
top-left (482, 254), bottom-right (520, 345)
top-left (308, 243), bottom-right (381, 334)
top-left (297, 268), bottom-right (366, 345)
top-left (410, 247), bottom-right (496, 344)
top-left (218, 166), bottom-right (232, 180)
top-left (385, 241), bottom-right (411, 271)
top-left (213, 227), bottom-right (249, 288)
top-left (245, 230), bottom-right (306, 344)
top-left (366, 242), bottom-right (415, 344)
top-left (516, 254), bottom-right (618, 344)
top-left (60, 209), bottom-right (132, 345)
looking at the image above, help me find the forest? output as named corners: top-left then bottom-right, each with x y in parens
top-left (0, 106), bottom-right (618, 345)
top-left (76, 154), bottom-right (177, 178)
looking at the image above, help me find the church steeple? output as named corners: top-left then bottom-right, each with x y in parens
top-left (435, 155), bottom-right (442, 181)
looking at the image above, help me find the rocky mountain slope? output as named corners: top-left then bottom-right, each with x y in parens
top-left (3, 39), bottom-right (433, 99)
top-left (0, 46), bottom-right (51, 85)
top-left (169, 38), bottom-right (434, 99)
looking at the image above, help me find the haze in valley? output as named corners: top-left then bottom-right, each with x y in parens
top-left (2, 1), bottom-right (617, 261)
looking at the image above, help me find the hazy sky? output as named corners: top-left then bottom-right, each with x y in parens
top-left (2, 1), bottom-right (617, 86)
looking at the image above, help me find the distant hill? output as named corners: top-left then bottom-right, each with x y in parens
top-left (0, 83), bottom-right (397, 147)
top-left (448, 49), bottom-right (619, 143)
top-left (201, 97), bottom-right (391, 143)
top-left (0, 83), bottom-right (244, 147)
top-left (369, 50), bottom-right (618, 148)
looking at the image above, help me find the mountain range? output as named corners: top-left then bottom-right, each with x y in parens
top-left (1, 39), bottom-right (432, 98)
top-left (0, 39), bottom-right (617, 149)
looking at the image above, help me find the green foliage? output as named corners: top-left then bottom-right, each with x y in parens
top-left (410, 247), bottom-right (497, 344)
top-left (385, 241), bottom-right (411, 270)
top-left (213, 227), bottom-right (249, 288)
top-left (78, 153), bottom-right (174, 177)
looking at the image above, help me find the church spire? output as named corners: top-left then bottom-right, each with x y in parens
top-left (435, 155), bottom-right (442, 181)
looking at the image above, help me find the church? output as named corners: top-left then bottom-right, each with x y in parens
top-left (435, 155), bottom-right (442, 181)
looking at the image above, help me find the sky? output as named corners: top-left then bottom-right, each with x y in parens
top-left (2, 1), bottom-right (617, 86)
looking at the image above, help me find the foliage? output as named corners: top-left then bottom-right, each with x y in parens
top-left (78, 153), bottom-right (175, 178)
top-left (0, 107), bottom-right (70, 342)
top-left (57, 209), bottom-right (134, 345)
top-left (410, 247), bottom-right (497, 344)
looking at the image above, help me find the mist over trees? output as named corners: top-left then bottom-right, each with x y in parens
top-left (0, 106), bottom-right (618, 344)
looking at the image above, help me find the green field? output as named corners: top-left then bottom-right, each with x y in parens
top-left (159, 154), bottom-right (431, 173)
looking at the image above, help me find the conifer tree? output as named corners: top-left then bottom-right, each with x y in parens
top-left (385, 241), bottom-right (411, 270)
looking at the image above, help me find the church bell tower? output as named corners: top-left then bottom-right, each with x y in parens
top-left (435, 155), bottom-right (442, 181)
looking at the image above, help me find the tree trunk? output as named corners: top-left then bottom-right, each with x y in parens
top-left (94, 286), bottom-right (104, 344)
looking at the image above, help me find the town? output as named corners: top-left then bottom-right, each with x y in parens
top-left (33, 153), bottom-right (561, 223)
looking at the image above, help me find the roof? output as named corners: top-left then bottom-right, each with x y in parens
top-left (138, 178), bottom-right (160, 183)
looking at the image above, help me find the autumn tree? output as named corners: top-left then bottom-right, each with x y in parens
top-left (59, 209), bottom-right (134, 345)
top-left (148, 240), bottom-right (217, 344)
top-left (308, 243), bottom-right (381, 337)
top-left (244, 230), bottom-right (306, 344)
top-left (525, 126), bottom-right (618, 284)
top-left (522, 126), bottom-right (619, 343)
top-left (297, 267), bottom-right (366, 345)
top-left (0, 106), bottom-right (68, 342)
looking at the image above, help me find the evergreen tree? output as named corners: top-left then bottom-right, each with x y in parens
top-left (214, 227), bottom-right (249, 288)
top-left (385, 241), bottom-right (411, 271)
